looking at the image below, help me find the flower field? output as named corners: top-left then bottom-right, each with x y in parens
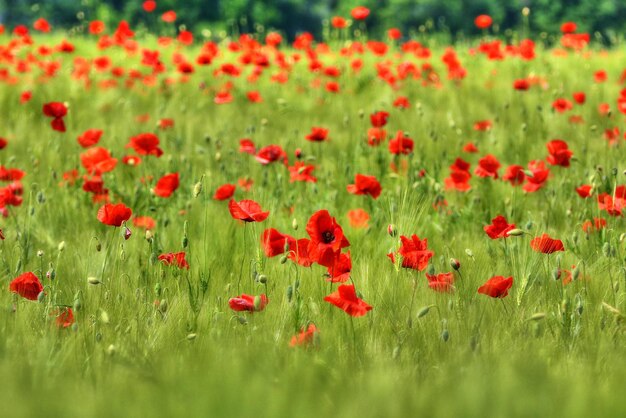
top-left (1, 6), bottom-right (626, 418)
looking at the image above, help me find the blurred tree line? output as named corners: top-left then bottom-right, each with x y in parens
top-left (0, 0), bottom-right (624, 42)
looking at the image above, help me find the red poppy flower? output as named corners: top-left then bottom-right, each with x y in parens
top-left (306, 210), bottom-right (350, 266)
top-left (158, 118), bottom-right (174, 130)
top-left (52, 307), bottom-right (75, 328)
top-left (158, 252), bottom-right (190, 269)
top-left (326, 251), bottom-right (351, 283)
top-left (228, 199), bottom-right (269, 222)
top-left (42, 102), bottom-right (68, 132)
top-left (331, 16), bottom-right (347, 29)
top-left (324, 284), bottom-right (372, 317)
top-left (387, 234), bottom-right (434, 271)
top-left (229, 294), bottom-right (268, 312)
top-left (77, 129), bottom-right (103, 148)
top-left (572, 92), bottom-right (586, 104)
top-left (247, 91), bottom-right (263, 103)
top-left (582, 218), bottom-right (606, 233)
top-left (546, 140), bottom-right (573, 167)
top-left (97, 203), bottom-right (132, 227)
top-left (552, 98), bottom-right (573, 113)
top-left (484, 215), bottom-right (516, 239)
top-left (132, 216), bottom-right (156, 230)
top-left (474, 14), bottom-right (493, 29)
top-left (388, 28), bottom-right (402, 40)
top-left (370, 111), bottom-right (389, 127)
top-left (153, 173), bottom-right (179, 198)
top-left (89, 21), bottom-right (105, 35)
top-left (143, 1), bottom-right (156, 12)
top-left (575, 184), bottom-right (592, 198)
top-left (80, 147), bottom-right (118, 175)
top-left (305, 127), bottom-right (329, 142)
top-left (255, 144), bottom-right (287, 165)
top-left (474, 154), bottom-right (501, 179)
top-left (126, 133), bottom-right (163, 157)
top-left (290, 324), bottom-right (318, 347)
top-left (560, 22), bottom-right (577, 33)
top-left (0, 167), bottom-right (25, 182)
top-left (530, 233), bottom-right (565, 254)
top-left (522, 160), bottom-right (550, 193)
top-left (393, 96), bottom-right (410, 109)
top-left (33, 18), bottom-right (51, 33)
top-left (388, 131), bottom-right (414, 155)
top-left (9, 272), bottom-right (43, 301)
top-left (239, 139), bottom-right (256, 155)
top-left (445, 169), bottom-right (472, 192)
top-left (513, 79), bottom-right (530, 90)
top-left (161, 10), bottom-right (176, 23)
top-left (286, 238), bottom-right (313, 267)
top-left (347, 174), bottom-right (381, 199)
top-left (288, 162), bottom-right (317, 183)
top-left (261, 228), bottom-right (293, 257)
top-left (478, 276), bottom-right (513, 298)
top-left (213, 184), bottom-right (236, 200)
top-left (503, 164), bottom-right (526, 186)
top-left (351, 6), bottom-right (370, 20)
top-left (347, 208), bottom-right (369, 228)
top-left (367, 128), bottom-right (387, 146)
top-left (426, 272), bottom-right (455, 293)
top-left (463, 142), bottom-right (478, 153)
top-left (597, 191), bottom-right (626, 217)
top-left (473, 120), bottom-right (492, 131)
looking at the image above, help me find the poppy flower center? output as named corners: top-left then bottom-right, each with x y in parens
top-left (322, 231), bottom-right (335, 243)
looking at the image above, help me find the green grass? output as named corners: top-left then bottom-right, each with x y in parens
top-left (0, 31), bottom-right (625, 417)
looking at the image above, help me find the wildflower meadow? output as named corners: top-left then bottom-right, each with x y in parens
top-left (1, 3), bottom-right (626, 418)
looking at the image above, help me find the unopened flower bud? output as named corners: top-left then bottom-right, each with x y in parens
top-left (123, 227), bottom-right (132, 240)
top-left (280, 255), bottom-right (288, 264)
top-left (529, 312), bottom-right (546, 321)
top-left (417, 305), bottom-right (431, 318)
top-left (508, 228), bottom-right (525, 236)
top-left (193, 181), bottom-right (202, 198)
top-left (257, 274), bottom-right (267, 284)
top-left (449, 258), bottom-right (461, 270)
top-left (387, 224), bottom-right (397, 237)
top-left (37, 250), bottom-right (44, 258)
top-left (292, 218), bottom-right (298, 230)
top-left (187, 333), bottom-right (197, 340)
top-left (88, 277), bottom-right (101, 285)
top-left (58, 241), bottom-right (66, 252)
top-left (37, 291), bottom-right (45, 303)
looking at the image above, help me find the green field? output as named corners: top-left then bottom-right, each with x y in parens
top-left (1, 15), bottom-right (626, 418)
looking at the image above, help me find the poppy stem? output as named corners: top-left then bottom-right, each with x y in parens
top-left (237, 223), bottom-right (247, 294)
top-left (99, 226), bottom-right (117, 280)
top-left (500, 298), bottom-right (509, 314)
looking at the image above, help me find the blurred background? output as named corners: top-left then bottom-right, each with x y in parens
top-left (0, 0), bottom-right (624, 42)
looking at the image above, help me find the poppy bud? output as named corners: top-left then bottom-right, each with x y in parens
top-left (295, 148), bottom-right (302, 159)
top-left (88, 277), bottom-right (101, 285)
top-left (529, 312), bottom-right (546, 321)
top-left (215, 152), bottom-right (221, 162)
top-left (47, 268), bottom-right (55, 280)
top-left (145, 230), bottom-right (153, 242)
top-left (427, 263), bottom-right (435, 275)
top-left (58, 241), bottom-right (66, 252)
top-left (36, 191), bottom-right (45, 204)
top-left (508, 229), bottom-right (525, 236)
top-left (37, 250), bottom-right (44, 258)
top-left (292, 218), bottom-right (298, 230)
top-left (154, 282), bottom-right (162, 297)
top-left (253, 295), bottom-right (263, 311)
top-left (95, 241), bottom-right (102, 252)
top-left (286, 285), bottom-right (293, 302)
top-left (73, 298), bottom-right (82, 311)
top-left (258, 274), bottom-right (267, 284)
top-left (387, 224), bottom-right (397, 237)
top-left (100, 310), bottom-right (110, 324)
top-left (465, 248), bottom-right (474, 259)
top-left (37, 291), bottom-right (45, 303)
top-left (552, 268), bottom-right (561, 281)
top-left (159, 299), bottom-right (168, 313)
top-left (522, 7), bottom-right (530, 16)
top-left (182, 236), bottom-right (188, 248)
top-left (449, 258), bottom-right (461, 270)
top-left (193, 181), bottom-right (202, 198)
top-left (416, 305), bottom-right (431, 318)
top-left (122, 226), bottom-right (132, 240)
top-left (187, 333), bottom-right (197, 340)
top-left (358, 109), bottom-right (364, 119)
top-left (107, 344), bottom-right (116, 356)
top-left (441, 329), bottom-right (449, 342)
